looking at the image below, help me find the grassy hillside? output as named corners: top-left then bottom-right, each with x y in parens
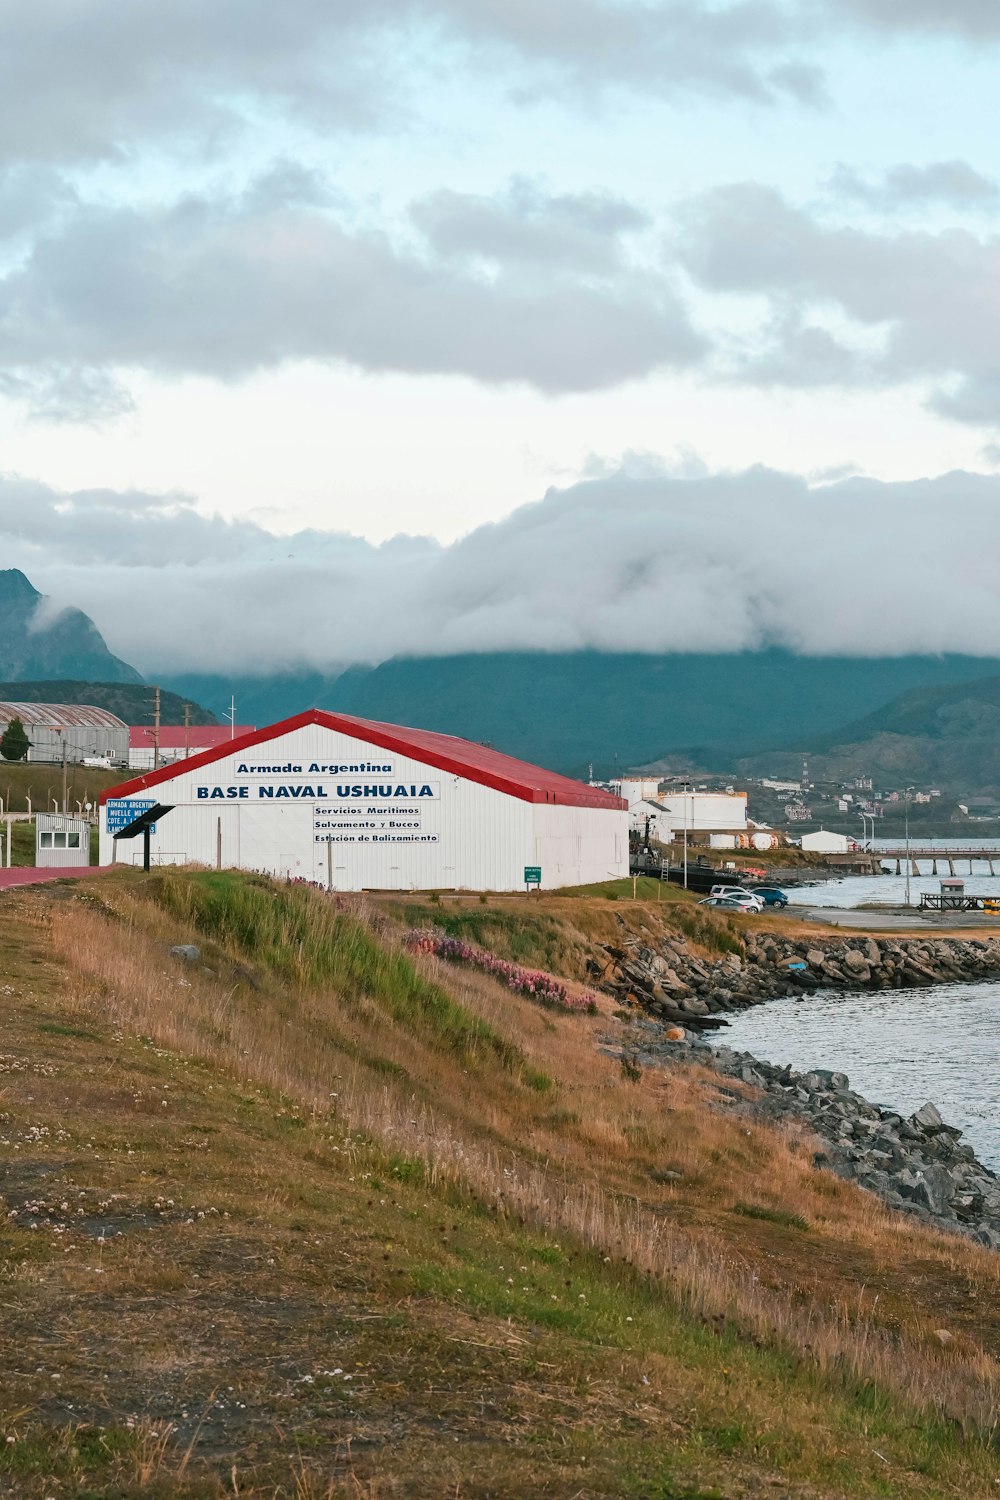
top-left (0, 761), bottom-right (121, 818)
top-left (0, 679), bottom-right (217, 727)
top-left (1, 871), bottom-right (1000, 1496)
top-left (167, 650), bottom-right (1000, 776)
top-left (740, 673), bottom-right (1000, 800)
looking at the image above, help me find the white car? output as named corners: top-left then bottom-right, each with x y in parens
top-left (699, 893), bottom-right (763, 914)
top-left (708, 884), bottom-right (765, 911)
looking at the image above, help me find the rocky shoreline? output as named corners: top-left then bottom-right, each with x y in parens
top-left (611, 1019), bottom-right (1000, 1250)
top-left (592, 926), bottom-right (1000, 1028)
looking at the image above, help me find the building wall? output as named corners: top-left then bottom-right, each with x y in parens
top-left (615, 778), bottom-right (661, 808)
top-left (532, 802), bottom-right (628, 889)
top-left (18, 721), bottom-right (128, 765)
top-left (129, 745), bottom-right (216, 771)
top-left (656, 792), bottom-right (748, 833)
top-left (800, 830), bottom-right (850, 854)
top-left (101, 723), bottom-right (627, 890)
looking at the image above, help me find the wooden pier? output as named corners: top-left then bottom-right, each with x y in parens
top-left (875, 847), bottom-right (1000, 877)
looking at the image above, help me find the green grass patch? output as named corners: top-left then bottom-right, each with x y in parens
top-left (37, 1020), bottom-right (98, 1040)
top-left (392, 900), bottom-right (572, 970)
top-left (550, 876), bottom-right (690, 901)
top-left (733, 1202), bottom-right (809, 1231)
top-left (146, 869), bottom-right (525, 1073)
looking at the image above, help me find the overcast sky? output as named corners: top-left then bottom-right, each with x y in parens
top-left (7, 1), bottom-right (1000, 669)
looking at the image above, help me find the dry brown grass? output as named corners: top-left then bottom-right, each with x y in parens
top-left (45, 879), bottom-right (1000, 1447)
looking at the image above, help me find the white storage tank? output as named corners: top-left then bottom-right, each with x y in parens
top-left (800, 829), bottom-right (850, 855)
top-left (709, 833), bottom-right (737, 850)
top-left (657, 791), bottom-right (749, 833)
top-left (100, 709), bottom-right (629, 892)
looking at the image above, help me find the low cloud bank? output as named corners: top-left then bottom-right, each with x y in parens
top-left (8, 465), bottom-right (1000, 673)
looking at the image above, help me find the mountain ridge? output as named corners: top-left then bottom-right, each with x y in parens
top-left (166, 650), bottom-right (1000, 776)
top-left (0, 569), bottom-right (141, 683)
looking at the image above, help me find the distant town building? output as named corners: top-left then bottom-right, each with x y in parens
top-left (785, 802), bottom-right (812, 821)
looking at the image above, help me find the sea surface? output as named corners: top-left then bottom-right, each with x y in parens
top-left (787, 843), bottom-right (1000, 908)
top-left (786, 871), bottom-right (1000, 909)
top-left (721, 982), bottom-right (1000, 1166)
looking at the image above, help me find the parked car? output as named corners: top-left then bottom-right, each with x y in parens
top-left (699, 894), bottom-right (762, 913)
top-left (708, 884), bottom-right (765, 911)
top-left (748, 885), bottom-right (789, 909)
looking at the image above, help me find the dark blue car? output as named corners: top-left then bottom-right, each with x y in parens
top-left (750, 886), bottom-right (788, 908)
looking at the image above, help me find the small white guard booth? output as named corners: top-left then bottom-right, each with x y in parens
top-left (36, 813), bottom-right (91, 868)
top-left (99, 709), bottom-right (628, 892)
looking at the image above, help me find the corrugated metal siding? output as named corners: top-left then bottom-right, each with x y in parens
top-left (0, 702), bottom-right (126, 730)
top-left (100, 723), bottom-right (620, 890)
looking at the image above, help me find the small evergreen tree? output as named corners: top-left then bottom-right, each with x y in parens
top-left (0, 716), bottom-right (30, 762)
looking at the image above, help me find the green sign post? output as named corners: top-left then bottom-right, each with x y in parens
top-left (524, 866), bottom-right (542, 888)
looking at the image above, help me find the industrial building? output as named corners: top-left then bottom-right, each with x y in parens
top-left (128, 724), bottom-right (254, 770)
top-left (0, 702), bottom-right (128, 765)
top-left (800, 829), bottom-right (851, 855)
top-left (626, 788), bottom-right (749, 842)
top-left (100, 709), bottom-right (629, 890)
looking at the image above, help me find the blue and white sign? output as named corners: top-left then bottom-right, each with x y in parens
top-left (107, 798), bottom-right (156, 834)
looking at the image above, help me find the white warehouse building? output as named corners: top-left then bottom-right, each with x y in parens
top-left (99, 709), bottom-right (629, 891)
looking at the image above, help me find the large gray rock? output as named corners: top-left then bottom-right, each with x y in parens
top-left (910, 1102), bottom-right (946, 1134)
top-left (804, 1069), bottom-right (850, 1091)
top-left (894, 1164), bottom-right (954, 1216)
top-left (170, 944), bottom-right (201, 962)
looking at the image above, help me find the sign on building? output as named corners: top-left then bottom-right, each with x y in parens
top-left (106, 798), bottom-right (157, 834)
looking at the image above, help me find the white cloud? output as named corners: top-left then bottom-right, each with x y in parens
top-left (828, 160), bottom-right (999, 211)
top-left (11, 465), bottom-right (1000, 674)
top-left (0, 173), bottom-right (703, 402)
top-left (677, 182), bottom-right (1000, 423)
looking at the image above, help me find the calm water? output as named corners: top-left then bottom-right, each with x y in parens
top-left (721, 982), bottom-right (1000, 1165)
top-left (787, 871), bottom-right (1000, 909)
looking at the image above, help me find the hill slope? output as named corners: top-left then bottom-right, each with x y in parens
top-left (0, 679), bottom-right (217, 727)
top-left (166, 649), bottom-right (1000, 775)
top-left (742, 673), bottom-right (1000, 796)
top-left (2, 869), bottom-right (1000, 1497)
top-left (0, 569), bottom-right (141, 683)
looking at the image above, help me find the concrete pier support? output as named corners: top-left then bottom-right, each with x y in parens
top-left (931, 859), bottom-right (938, 875)
top-left (948, 859), bottom-right (956, 875)
top-left (895, 859), bottom-right (901, 875)
top-left (912, 859), bottom-right (920, 877)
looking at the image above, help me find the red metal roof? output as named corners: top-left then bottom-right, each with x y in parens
top-left (102, 709), bottom-right (626, 810)
top-left (128, 725), bottom-right (254, 750)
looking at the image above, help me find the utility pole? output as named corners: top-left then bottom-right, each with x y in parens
top-left (153, 686), bottom-right (161, 770)
top-left (226, 696), bottom-right (237, 738)
top-left (60, 734), bottom-right (68, 815)
top-left (183, 703), bottom-right (191, 759)
top-left (683, 781), bottom-right (689, 890)
top-left (904, 787), bottom-right (913, 907)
